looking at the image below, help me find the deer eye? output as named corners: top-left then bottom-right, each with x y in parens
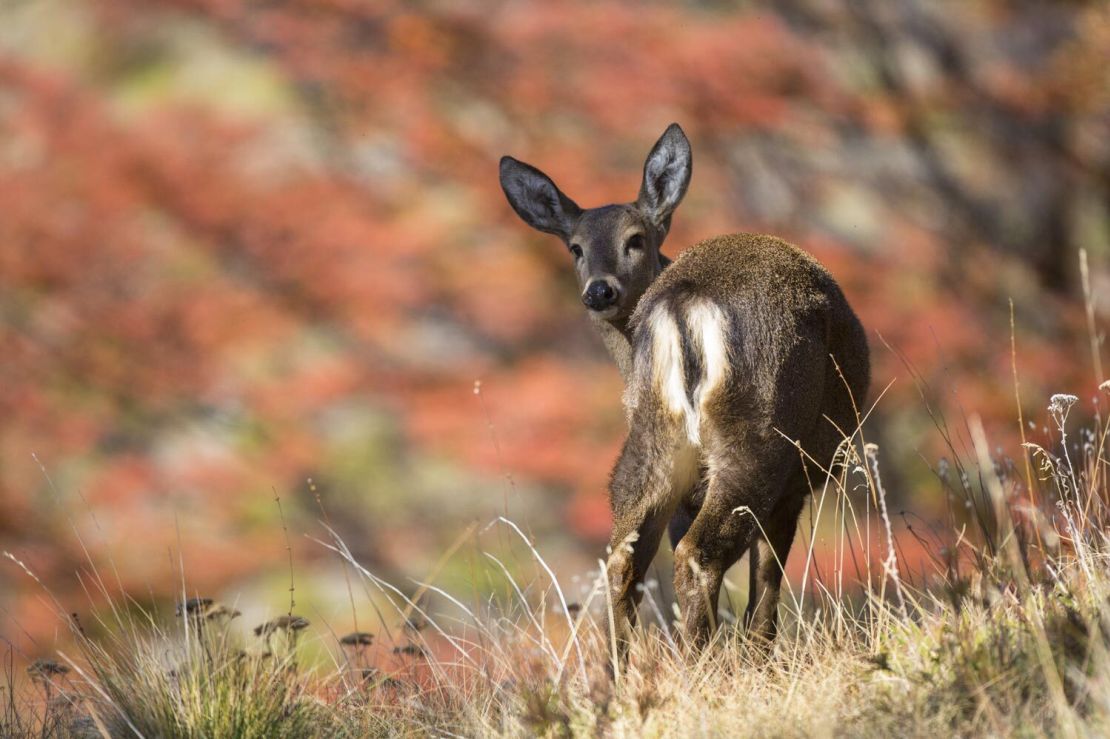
top-left (624, 233), bottom-right (645, 254)
top-left (569, 244), bottom-right (583, 260)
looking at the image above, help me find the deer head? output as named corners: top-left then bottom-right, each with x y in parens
top-left (499, 124), bottom-right (692, 323)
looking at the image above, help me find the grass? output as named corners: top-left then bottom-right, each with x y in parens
top-left (3, 376), bottom-right (1110, 737)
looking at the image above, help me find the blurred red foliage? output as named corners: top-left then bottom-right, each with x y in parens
top-left (0, 0), bottom-right (1106, 648)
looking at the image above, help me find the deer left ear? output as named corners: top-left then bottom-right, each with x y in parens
top-left (638, 123), bottom-right (692, 229)
top-left (499, 156), bottom-right (582, 241)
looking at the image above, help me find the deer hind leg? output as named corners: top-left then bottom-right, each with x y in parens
top-left (667, 475), bottom-right (707, 549)
top-left (672, 426), bottom-right (803, 650)
top-left (606, 415), bottom-right (697, 662)
top-left (744, 473), bottom-right (807, 646)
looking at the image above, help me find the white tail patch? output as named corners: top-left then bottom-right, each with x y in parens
top-left (640, 300), bottom-right (731, 445)
top-left (685, 298), bottom-right (730, 430)
top-left (645, 304), bottom-right (697, 441)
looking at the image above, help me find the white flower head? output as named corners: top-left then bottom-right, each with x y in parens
top-left (1048, 393), bottom-right (1079, 416)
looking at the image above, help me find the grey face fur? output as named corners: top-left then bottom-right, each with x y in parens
top-left (499, 124), bottom-right (692, 323)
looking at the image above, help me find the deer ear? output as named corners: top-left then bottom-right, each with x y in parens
top-left (638, 123), bottom-right (692, 228)
top-left (499, 156), bottom-right (581, 240)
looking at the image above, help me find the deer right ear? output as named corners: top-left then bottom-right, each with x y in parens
top-left (499, 156), bottom-right (582, 241)
top-left (638, 123), bottom-right (692, 229)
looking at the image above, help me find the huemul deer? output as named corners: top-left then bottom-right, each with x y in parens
top-left (499, 124), bottom-right (870, 655)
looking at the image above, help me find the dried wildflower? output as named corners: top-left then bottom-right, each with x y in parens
top-left (203, 603), bottom-right (241, 621)
top-left (1048, 393), bottom-right (1079, 415)
top-left (339, 631), bottom-right (374, 647)
top-left (178, 598), bottom-right (239, 633)
top-left (176, 598), bottom-right (214, 618)
top-left (69, 613), bottom-right (86, 637)
top-left (27, 659), bottom-right (70, 681)
top-left (392, 643), bottom-right (427, 658)
top-left (254, 615), bottom-right (310, 637)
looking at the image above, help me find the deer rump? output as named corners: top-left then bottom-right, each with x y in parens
top-left (629, 297), bottom-right (730, 448)
top-left (620, 234), bottom-right (867, 515)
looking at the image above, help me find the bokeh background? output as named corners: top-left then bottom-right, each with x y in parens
top-left (1, 0), bottom-right (1107, 658)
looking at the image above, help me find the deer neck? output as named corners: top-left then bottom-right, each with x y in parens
top-left (593, 251), bottom-right (671, 384)
top-left (594, 316), bottom-right (635, 382)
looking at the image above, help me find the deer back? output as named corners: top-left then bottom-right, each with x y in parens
top-left (624, 232), bottom-right (869, 457)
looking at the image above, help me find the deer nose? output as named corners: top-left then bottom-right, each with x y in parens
top-left (583, 279), bottom-right (619, 311)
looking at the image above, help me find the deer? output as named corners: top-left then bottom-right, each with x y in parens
top-left (499, 124), bottom-right (870, 658)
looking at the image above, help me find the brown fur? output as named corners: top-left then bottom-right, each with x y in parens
top-left (607, 233), bottom-right (869, 652)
